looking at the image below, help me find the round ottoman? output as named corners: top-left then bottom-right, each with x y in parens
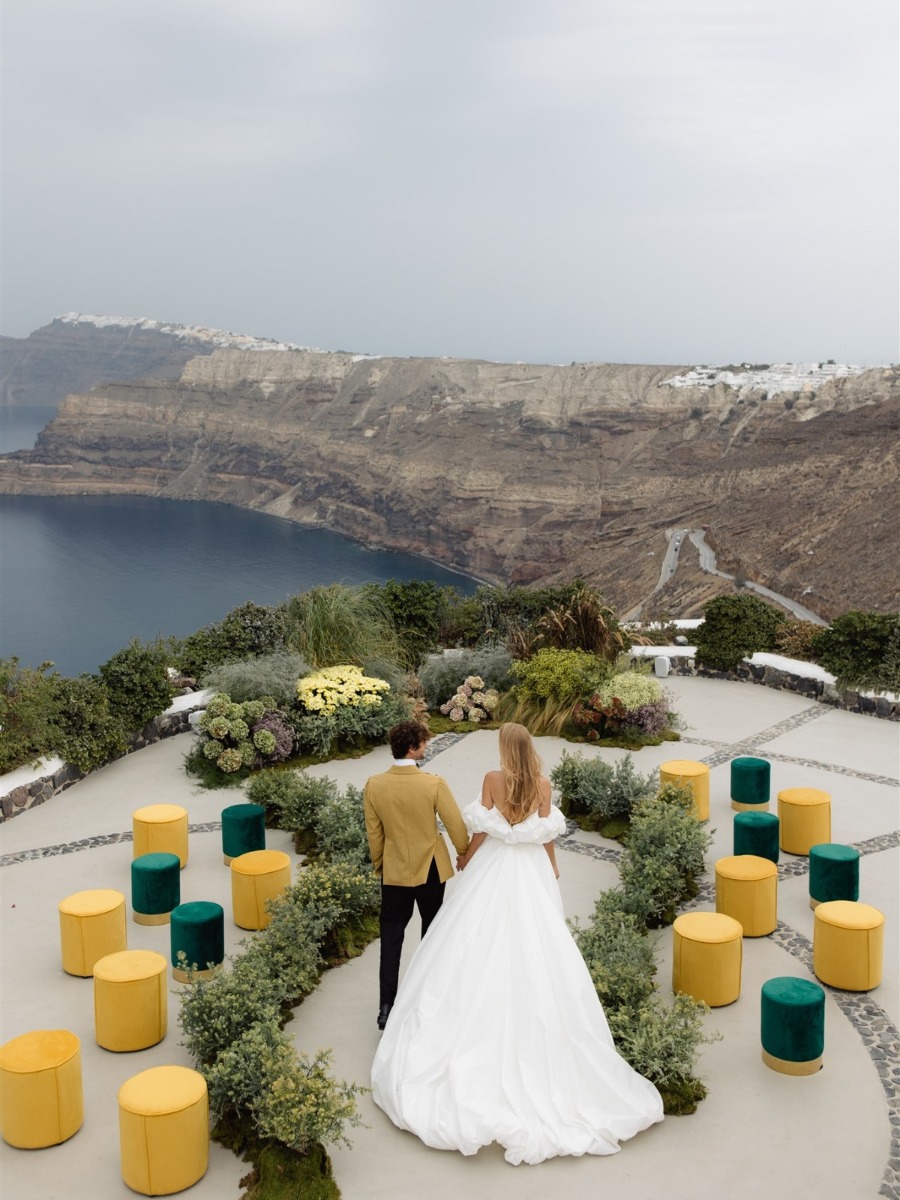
top-left (133, 804), bottom-right (189, 869)
top-left (733, 811), bottom-right (780, 864)
top-left (170, 902), bottom-right (224, 983)
top-left (132, 852), bottom-right (181, 925)
top-left (221, 803), bottom-right (266, 865)
top-left (731, 756), bottom-right (771, 812)
top-left (94, 950), bottom-right (168, 1052)
top-left (813, 900), bottom-right (884, 991)
top-left (0, 1030), bottom-right (83, 1148)
top-left (809, 843), bottom-right (860, 910)
top-left (231, 850), bottom-right (292, 930)
top-left (118, 1065), bottom-right (208, 1195)
top-left (760, 976), bottom-right (825, 1075)
top-left (777, 788), bottom-right (831, 856)
top-left (59, 889), bottom-right (127, 977)
top-left (672, 911), bottom-right (743, 1007)
top-left (660, 760), bottom-right (710, 822)
top-left (715, 854), bottom-right (778, 937)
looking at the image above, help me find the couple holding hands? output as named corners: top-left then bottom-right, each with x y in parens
top-left (363, 719), bottom-right (663, 1167)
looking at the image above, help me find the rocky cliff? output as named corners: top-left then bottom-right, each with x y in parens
top-left (1, 329), bottom-right (897, 618)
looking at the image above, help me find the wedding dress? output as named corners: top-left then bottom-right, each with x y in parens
top-left (371, 799), bottom-right (664, 1165)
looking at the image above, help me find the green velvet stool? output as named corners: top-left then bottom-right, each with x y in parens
top-left (221, 803), bottom-right (266, 866)
top-left (730, 756), bottom-right (771, 812)
top-left (733, 811), bottom-right (780, 864)
top-left (809, 843), bottom-right (860, 910)
top-left (131, 853), bottom-right (181, 926)
top-left (170, 902), bottom-right (224, 983)
top-left (760, 976), bottom-right (825, 1075)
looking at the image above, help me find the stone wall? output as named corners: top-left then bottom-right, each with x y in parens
top-left (666, 658), bottom-right (900, 720)
top-left (0, 705), bottom-right (202, 823)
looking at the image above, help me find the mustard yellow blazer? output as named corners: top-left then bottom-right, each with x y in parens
top-left (364, 765), bottom-right (470, 886)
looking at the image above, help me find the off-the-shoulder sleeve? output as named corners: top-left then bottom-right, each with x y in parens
top-left (463, 798), bottom-right (493, 835)
top-left (542, 805), bottom-right (567, 840)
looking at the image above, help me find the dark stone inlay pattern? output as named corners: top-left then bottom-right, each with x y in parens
top-left (695, 737), bottom-right (897, 789)
top-left (0, 821), bottom-right (222, 868)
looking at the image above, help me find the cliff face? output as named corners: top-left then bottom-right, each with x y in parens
top-left (1, 340), bottom-right (898, 618)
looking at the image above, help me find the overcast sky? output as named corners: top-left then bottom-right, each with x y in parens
top-left (2, 0), bottom-right (897, 365)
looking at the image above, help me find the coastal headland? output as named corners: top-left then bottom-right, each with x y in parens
top-left (2, 316), bottom-right (898, 619)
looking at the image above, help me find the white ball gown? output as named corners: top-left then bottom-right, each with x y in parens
top-left (371, 799), bottom-right (664, 1165)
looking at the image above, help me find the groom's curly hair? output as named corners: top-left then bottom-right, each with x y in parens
top-left (388, 720), bottom-right (429, 759)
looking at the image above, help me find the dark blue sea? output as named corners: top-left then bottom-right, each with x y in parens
top-left (0, 409), bottom-right (476, 676)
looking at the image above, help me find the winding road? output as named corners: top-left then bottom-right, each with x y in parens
top-left (624, 528), bottom-right (827, 624)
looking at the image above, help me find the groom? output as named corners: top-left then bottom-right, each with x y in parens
top-left (364, 719), bottom-right (470, 1030)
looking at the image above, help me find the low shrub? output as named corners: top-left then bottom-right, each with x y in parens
top-left (774, 619), bottom-right (821, 663)
top-left (618, 783), bottom-right (713, 927)
top-left (510, 648), bottom-right (611, 704)
top-left (0, 657), bottom-right (58, 773)
top-left (202, 651), bottom-right (311, 707)
top-left (99, 638), bottom-right (174, 732)
top-left (573, 892), bottom-right (657, 1011)
top-left (694, 593), bottom-right (787, 672)
top-left (175, 601), bottom-right (287, 677)
top-left (290, 666), bottom-right (409, 757)
top-left (248, 770), bottom-right (341, 838)
top-left (812, 610), bottom-right (900, 693)
top-left (550, 752), bottom-right (656, 832)
top-left (364, 579), bottom-right (445, 666)
top-left (310, 785), bottom-right (370, 871)
top-left (418, 645), bottom-right (515, 706)
top-left (48, 675), bottom-right (128, 773)
top-left (194, 692), bottom-right (293, 777)
top-left (605, 994), bottom-right (716, 1115)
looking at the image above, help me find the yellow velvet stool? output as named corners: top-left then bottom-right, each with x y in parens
top-left (672, 911), bottom-right (743, 1006)
top-left (118, 1065), bottom-right (208, 1195)
top-left (660, 760), bottom-right (710, 821)
top-left (777, 788), bottom-right (831, 856)
top-left (133, 804), bottom-right (189, 868)
top-left (715, 854), bottom-right (778, 936)
top-left (59, 888), bottom-right (127, 977)
top-left (94, 950), bottom-right (168, 1052)
top-left (0, 1030), bottom-right (83, 1148)
top-left (813, 900), bottom-right (884, 991)
top-left (230, 849), bottom-right (292, 930)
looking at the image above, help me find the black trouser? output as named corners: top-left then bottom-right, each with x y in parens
top-left (379, 857), bottom-right (444, 1008)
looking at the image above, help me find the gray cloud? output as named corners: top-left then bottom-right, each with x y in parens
top-left (2, 0), bottom-right (897, 363)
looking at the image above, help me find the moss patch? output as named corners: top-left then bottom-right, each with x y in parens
top-left (214, 1116), bottom-right (339, 1200)
top-left (658, 1076), bottom-right (708, 1116)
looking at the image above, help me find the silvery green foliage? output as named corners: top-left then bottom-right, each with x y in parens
top-left (418, 644), bottom-right (515, 706)
top-left (550, 751), bottom-right (656, 821)
top-left (202, 651), bottom-right (310, 706)
top-left (246, 769), bottom-right (339, 830)
top-left (312, 785), bottom-right (370, 871)
top-left (618, 784), bottom-right (713, 926)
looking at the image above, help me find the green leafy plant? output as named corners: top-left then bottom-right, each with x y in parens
top-left (694, 593), bottom-right (788, 672)
top-left (535, 586), bottom-right (631, 659)
top-left (551, 752), bottom-right (656, 834)
top-left (618, 783), bottom-right (713, 927)
top-left (509, 648), bottom-right (611, 704)
top-left (175, 601), bottom-right (288, 678)
top-left (364, 579), bottom-right (445, 666)
top-left (48, 675), bottom-right (128, 773)
top-left (247, 769), bottom-right (340, 839)
top-left (812, 610), bottom-right (900, 693)
top-left (0, 657), bottom-right (58, 772)
top-left (99, 638), bottom-right (174, 732)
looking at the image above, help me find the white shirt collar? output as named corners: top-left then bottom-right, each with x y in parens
top-left (392, 758), bottom-right (418, 767)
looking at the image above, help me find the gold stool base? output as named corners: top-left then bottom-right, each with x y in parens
top-left (172, 963), bottom-right (222, 985)
top-left (762, 1049), bottom-right (822, 1076)
top-left (133, 911), bottom-right (171, 926)
top-left (732, 800), bottom-right (770, 812)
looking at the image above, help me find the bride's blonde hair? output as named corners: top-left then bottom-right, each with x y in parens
top-left (498, 722), bottom-right (544, 821)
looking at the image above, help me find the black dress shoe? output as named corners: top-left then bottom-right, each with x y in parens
top-left (377, 1003), bottom-right (392, 1030)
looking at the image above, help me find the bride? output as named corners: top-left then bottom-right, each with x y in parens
top-left (371, 722), bottom-right (664, 1166)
